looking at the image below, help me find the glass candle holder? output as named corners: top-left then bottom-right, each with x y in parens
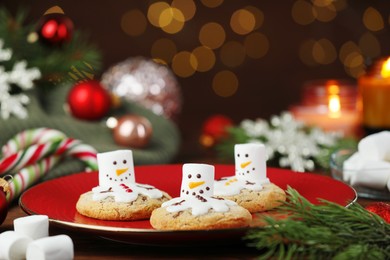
top-left (358, 57), bottom-right (390, 133)
top-left (290, 79), bottom-right (361, 136)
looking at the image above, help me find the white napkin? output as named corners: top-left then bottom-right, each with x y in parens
top-left (343, 131), bottom-right (390, 191)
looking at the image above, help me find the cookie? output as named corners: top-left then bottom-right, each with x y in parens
top-left (150, 204), bottom-right (252, 230)
top-left (76, 191), bottom-right (171, 221)
top-left (214, 183), bottom-right (286, 213)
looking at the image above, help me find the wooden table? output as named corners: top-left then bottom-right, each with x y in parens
top-left (0, 191), bottom-right (378, 259)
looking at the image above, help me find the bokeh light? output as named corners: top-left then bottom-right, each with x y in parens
top-left (159, 7), bottom-right (185, 34)
top-left (172, 0), bottom-right (196, 21)
top-left (192, 46), bottom-right (216, 72)
top-left (121, 9), bottom-right (147, 36)
top-left (359, 32), bottom-right (381, 59)
top-left (151, 38), bottom-right (177, 64)
top-left (200, 0), bottom-right (224, 8)
top-left (292, 0), bottom-right (315, 25)
top-left (313, 3), bottom-right (337, 22)
top-left (147, 2), bottom-right (170, 28)
top-left (244, 6), bottom-right (264, 30)
top-left (312, 38), bottom-right (337, 64)
top-left (220, 41), bottom-right (246, 67)
top-left (199, 22), bottom-right (226, 49)
top-left (244, 32), bottom-right (269, 59)
top-left (172, 51), bottom-right (198, 77)
top-left (212, 70), bottom-right (239, 97)
top-left (363, 7), bottom-right (384, 32)
top-left (339, 41), bottom-right (361, 63)
top-left (230, 9), bottom-right (256, 35)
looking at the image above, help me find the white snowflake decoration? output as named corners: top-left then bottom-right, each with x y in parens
top-left (238, 112), bottom-right (342, 172)
top-left (0, 39), bottom-right (41, 119)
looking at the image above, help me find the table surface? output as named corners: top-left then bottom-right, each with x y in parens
top-left (0, 181), bottom-right (378, 260)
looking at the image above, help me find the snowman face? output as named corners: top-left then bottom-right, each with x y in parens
top-left (97, 150), bottom-right (135, 188)
top-left (235, 143), bottom-right (267, 182)
top-left (180, 163), bottom-right (214, 198)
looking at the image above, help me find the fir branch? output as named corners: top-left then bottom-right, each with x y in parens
top-left (245, 187), bottom-right (390, 259)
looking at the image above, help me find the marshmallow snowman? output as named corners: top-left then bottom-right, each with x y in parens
top-left (180, 163), bottom-right (214, 198)
top-left (162, 163), bottom-right (236, 216)
top-left (235, 143), bottom-right (269, 184)
top-left (97, 150), bottom-right (135, 188)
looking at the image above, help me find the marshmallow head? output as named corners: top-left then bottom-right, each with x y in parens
top-left (97, 150), bottom-right (135, 188)
top-left (235, 143), bottom-right (267, 182)
top-left (180, 164), bottom-right (214, 198)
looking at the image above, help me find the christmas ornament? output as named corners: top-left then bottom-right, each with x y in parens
top-left (0, 39), bottom-right (41, 119)
top-left (365, 202), bottom-right (390, 223)
top-left (216, 112), bottom-right (357, 172)
top-left (67, 80), bottom-right (111, 121)
top-left (0, 128), bottom-right (98, 201)
top-left (0, 177), bottom-right (9, 225)
top-left (200, 114), bottom-right (233, 148)
top-left (101, 57), bottom-right (182, 120)
top-left (111, 115), bottom-right (153, 148)
top-left (36, 8), bottom-right (74, 46)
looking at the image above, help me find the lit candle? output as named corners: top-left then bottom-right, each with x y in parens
top-left (290, 79), bottom-right (361, 136)
top-left (358, 57), bottom-right (390, 133)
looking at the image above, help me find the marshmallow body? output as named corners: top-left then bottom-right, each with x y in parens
top-left (13, 215), bottom-right (49, 240)
top-left (26, 235), bottom-right (74, 260)
top-left (234, 143), bottom-right (268, 183)
top-left (180, 163), bottom-right (214, 198)
top-left (0, 231), bottom-right (32, 260)
top-left (97, 150), bottom-right (135, 188)
top-left (350, 160), bottom-right (390, 190)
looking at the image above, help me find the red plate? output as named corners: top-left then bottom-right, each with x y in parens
top-left (19, 165), bottom-right (357, 245)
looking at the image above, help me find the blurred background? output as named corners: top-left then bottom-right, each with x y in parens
top-left (3, 0), bottom-right (390, 161)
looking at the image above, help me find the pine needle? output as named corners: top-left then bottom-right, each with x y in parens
top-left (245, 187), bottom-right (390, 259)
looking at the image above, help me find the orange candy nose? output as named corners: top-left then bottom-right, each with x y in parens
top-left (116, 168), bottom-right (128, 176)
top-left (188, 181), bottom-right (205, 189)
top-left (240, 161), bottom-right (251, 169)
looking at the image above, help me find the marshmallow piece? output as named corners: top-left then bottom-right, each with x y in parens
top-left (26, 235), bottom-right (74, 260)
top-left (97, 150), bottom-right (135, 188)
top-left (358, 131), bottom-right (390, 161)
top-left (342, 152), bottom-right (366, 182)
top-left (0, 231), bottom-right (32, 260)
top-left (181, 163), bottom-right (214, 198)
top-left (13, 215), bottom-right (49, 240)
top-left (234, 143), bottom-right (268, 183)
top-left (350, 160), bottom-right (390, 190)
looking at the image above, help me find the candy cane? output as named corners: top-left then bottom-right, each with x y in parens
top-left (2, 128), bottom-right (66, 156)
top-left (0, 128), bottom-right (99, 202)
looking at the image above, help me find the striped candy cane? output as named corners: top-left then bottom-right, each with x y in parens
top-left (0, 128), bottom-right (98, 202)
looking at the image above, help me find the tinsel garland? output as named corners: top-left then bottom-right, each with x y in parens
top-left (246, 187), bottom-right (390, 260)
top-left (216, 112), bottom-right (357, 172)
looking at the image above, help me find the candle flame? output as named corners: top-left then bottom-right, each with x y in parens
top-left (381, 57), bottom-right (390, 78)
top-left (328, 95), bottom-right (341, 118)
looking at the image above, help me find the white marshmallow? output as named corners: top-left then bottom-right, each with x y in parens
top-left (350, 160), bottom-right (390, 190)
top-left (0, 231), bottom-right (32, 260)
top-left (97, 150), bottom-right (135, 188)
top-left (342, 152), bottom-right (366, 182)
top-left (234, 143), bottom-right (268, 183)
top-left (26, 235), bottom-right (74, 260)
top-left (13, 215), bottom-right (49, 240)
top-left (358, 131), bottom-right (390, 161)
top-left (181, 163), bottom-right (214, 198)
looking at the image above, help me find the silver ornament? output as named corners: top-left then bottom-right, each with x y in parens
top-left (101, 57), bottom-right (182, 120)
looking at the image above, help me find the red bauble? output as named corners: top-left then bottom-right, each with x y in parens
top-left (67, 80), bottom-right (112, 121)
top-left (200, 114), bottom-right (233, 148)
top-left (365, 202), bottom-right (390, 223)
top-left (37, 13), bottom-right (74, 46)
top-left (0, 178), bottom-right (9, 225)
